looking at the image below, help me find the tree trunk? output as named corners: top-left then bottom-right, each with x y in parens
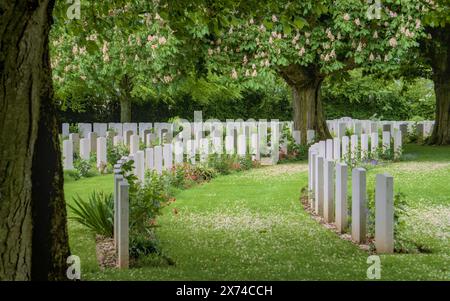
top-left (427, 26), bottom-right (450, 145)
top-left (0, 0), bottom-right (69, 280)
top-left (279, 65), bottom-right (331, 145)
top-left (120, 98), bottom-right (132, 123)
top-left (31, 14), bottom-right (71, 280)
top-left (119, 76), bottom-right (132, 122)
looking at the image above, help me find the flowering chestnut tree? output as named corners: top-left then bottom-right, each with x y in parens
top-left (52, 1), bottom-right (181, 122)
top-left (173, 0), bottom-right (428, 143)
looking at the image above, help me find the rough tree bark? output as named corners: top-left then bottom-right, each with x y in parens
top-left (119, 75), bottom-right (132, 123)
top-left (428, 26), bottom-right (450, 145)
top-left (279, 64), bottom-right (331, 145)
top-left (0, 0), bottom-right (70, 280)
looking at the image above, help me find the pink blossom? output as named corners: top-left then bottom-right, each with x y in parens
top-left (231, 68), bottom-right (238, 79)
top-left (264, 59), bottom-right (270, 67)
top-left (343, 13), bottom-right (350, 21)
top-left (369, 53), bottom-right (374, 61)
top-left (299, 47), bottom-right (305, 56)
top-left (389, 37), bottom-right (397, 47)
top-left (272, 15), bottom-right (278, 22)
top-left (252, 69), bottom-right (257, 77)
top-left (354, 18), bottom-right (361, 26)
top-left (249, 18), bottom-right (254, 25)
top-left (415, 19), bottom-right (421, 29)
top-left (158, 36), bottom-right (167, 45)
top-left (147, 35), bottom-right (154, 42)
top-left (373, 31), bottom-right (378, 39)
top-left (252, 64), bottom-right (256, 70)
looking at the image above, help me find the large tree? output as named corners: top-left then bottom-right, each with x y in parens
top-left (421, 0), bottom-right (450, 144)
top-left (0, 0), bottom-right (70, 280)
top-left (188, 0), bottom-right (426, 143)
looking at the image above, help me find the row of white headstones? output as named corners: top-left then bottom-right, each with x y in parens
top-left (307, 131), bottom-right (402, 254)
top-left (62, 122), bottom-right (298, 171)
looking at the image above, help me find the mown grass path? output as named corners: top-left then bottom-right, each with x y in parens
top-left (65, 145), bottom-right (450, 280)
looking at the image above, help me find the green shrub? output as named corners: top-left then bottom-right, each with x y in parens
top-left (207, 153), bottom-right (233, 175)
top-left (192, 164), bottom-right (217, 181)
top-left (64, 169), bottom-right (81, 181)
top-left (238, 154), bottom-right (253, 171)
top-left (68, 191), bottom-right (114, 237)
top-left (74, 159), bottom-right (94, 178)
top-left (107, 139), bottom-right (128, 167)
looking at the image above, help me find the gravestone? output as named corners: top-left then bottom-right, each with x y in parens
top-left (88, 132), bottom-right (98, 153)
top-left (318, 140), bottom-right (326, 157)
top-left (251, 133), bottom-right (260, 161)
top-left (79, 138), bottom-right (90, 160)
top-left (123, 123), bottom-right (138, 135)
top-left (174, 141), bottom-right (184, 164)
top-left (352, 168), bottom-right (367, 244)
top-left (382, 131), bottom-right (390, 152)
top-left (333, 138), bottom-right (341, 161)
top-left (145, 148), bottom-right (154, 171)
top-left (93, 123), bottom-right (108, 137)
top-left (135, 151), bottom-right (145, 182)
top-left (113, 167), bottom-right (123, 248)
top-left (163, 144), bottom-right (173, 170)
top-left (307, 130), bottom-right (315, 144)
top-left (315, 156), bottom-right (324, 216)
top-left (399, 123), bottom-right (408, 140)
top-left (416, 123), bottom-right (424, 143)
top-left (350, 135), bottom-right (358, 160)
top-left (237, 134), bottom-right (246, 156)
top-left (143, 130), bottom-right (152, 145)
top-left (382, 123), bottom-right (391, 133)
top-left (370, 132), bottom-right (378, 155)
top-left (292, 130), bottom-right (301, 145)
top-left (337, 123), bottom-right (346, 139)
top-left (113, 136), bottom-right (123, 146)
top-left (154, 145), bottom-right (163, 174)
top-left (354, 122), bottom-right (362, 136)
top-left (310, 151), bottom-right (317, 208)
top-left (96, 137), bottom-right (107, 171)
top-left (335, 163), bottom-right (348, 233)
top-left (130, 134), bottom-right (140, 155)
top-left (375, 174), bottom-right (394, 254)
top-left (138, 123), bottom-right (152, 141)
top-left (63, 140), bottom-right (74, 170)
top-left (62, 123), bottom-right (70, 137)
top-left (326, 139), bottom-right (333, 161)
top-left (225, 135), bottom-right (234, 154)
top-left (393, 130), bottom-right (402, 158)
top-left (108, 123), bottom-right (123, 137)
top-left (78, 123), bottom-right (92, 138)
top-left (324, 159), bottom-right (335, 223)
top-left (118, 180), bottom-right (129, 269)
top-left (124, 130), bottom-right (133, 146)
top-left (342, 136), bottom-right (350, 159)
top-left (186, 140), bottom-right (196, 164)
top-left (69, 133), bottom-right (80, 154)
top-left (361, 134), bottom-right (369, 159)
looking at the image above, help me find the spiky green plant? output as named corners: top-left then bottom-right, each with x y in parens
top-left (68, 191), bottom-right (114, 237)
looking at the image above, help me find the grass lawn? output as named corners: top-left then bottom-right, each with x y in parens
top-left (64, 144), bottom-right (450, 280)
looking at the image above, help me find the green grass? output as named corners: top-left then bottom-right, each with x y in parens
top-left (64, 145), bottom-right (450, 280)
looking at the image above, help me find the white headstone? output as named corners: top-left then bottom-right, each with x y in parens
top-left (135, 151), bottom-right (145, 182)
top-left (130, 134), bottom-right (140, 155)
top-left (96, 137), bottom-right (107, 170)
top-left (361, 134), bottom-right (369, 159)
top-left (79, 138), bottom-right (90, 160)
top-left (63, 140), bottom-right (74, 170)
top-left (326, 139), bottom-right (333, 160)
top-left (174, 141), bottom-right (184, 164)
top-left (342, 136), bottom-right (350, 159)
top-left (62, 123), bottom-right (70, 137)
top-left (145, 148), bottom-right (154, 171)
top-left (250, 133), bottom-right (260, 161)
top-left (113, 135), bottom-right (123, 146)
top-left (307, 130), bottom-right (315, 144)
top-left (88, 132), bottom-right (98, 153)
top-left (315, 156), bottom-right (324, 216)
top-left (163, 144), bottom-right (173, 170)
top-left (375, 173), bottom-right (394, 254)
top-left (335, 163), bottom-right (348, 233)
top-left (93, 123), bottom-right (108, 137)
top-left (382, 131), bottom-right (390, 153)
top-left (154, 145), bottom-right (163, 174)
top-left (333, 138), bottom-right (341, 161)
top-left (352, 168), bottom-right (367, 244)
top-left (324, 159), bottom-right (335, 223)
top-left (370, 132), bottom-right (378, 155)
top-left (350, 135), bottom-right (358, 160)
